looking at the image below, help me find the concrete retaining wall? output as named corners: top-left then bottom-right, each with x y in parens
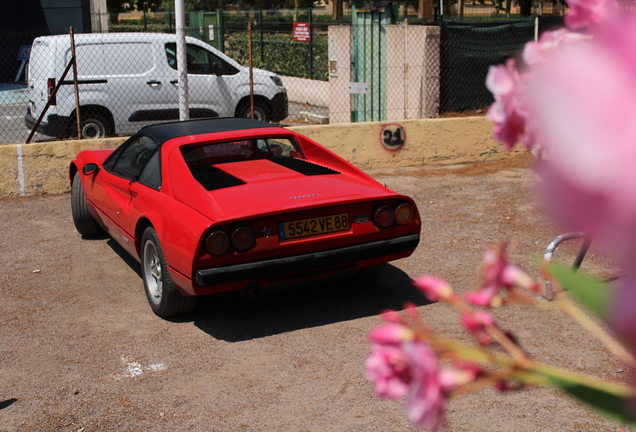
top-left (0, 116), bottom-right (519, 198)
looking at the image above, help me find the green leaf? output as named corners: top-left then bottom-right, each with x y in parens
top-left (536, 365), bottom-right (636, 427)
top-left (547, 264), bottom-right (613, 319)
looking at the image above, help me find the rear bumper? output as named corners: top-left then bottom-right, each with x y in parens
top-left (25, 107), bottom-right (69, 138)
top-left (195, 233), bottom-right (420, 287)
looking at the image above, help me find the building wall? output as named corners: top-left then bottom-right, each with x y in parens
top-left (3, 0), bottom-right (92, 34)
top-left (1, 0), bottom-right (95, 82)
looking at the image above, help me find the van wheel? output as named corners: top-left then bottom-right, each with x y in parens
top-left (238, 102), bottom-right (268, 122)
top-left (71, 113), bottom-right (113, 139)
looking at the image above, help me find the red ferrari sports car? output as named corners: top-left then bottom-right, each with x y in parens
top-left (70, 118), bottom-right (421, 317)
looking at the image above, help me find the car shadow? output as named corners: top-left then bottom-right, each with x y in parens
top-left (106, 238), bottom-right (142, 278)
top-left (182, 264), bottom-right (433, 342)
top-left (101, 237), bottom-right (433, 342)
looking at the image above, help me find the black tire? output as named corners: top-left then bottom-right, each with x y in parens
top-left (70, 112), bottom-right (113, 139)
top-left (140, 227), bottom-right (197, 318)
top-left (353, 263), bottom-right (388, 281)
top-left (71, 171), bottom-right (103, 236)
top-left (237, 102), bottom-right (269, 122)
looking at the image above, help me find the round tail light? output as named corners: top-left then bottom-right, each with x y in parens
top-left (231, 226), bottom-right (255, 251)
top-left (206, 231), bottom-right (230, 256)
top-left (394, 203), bottom-right (414, 225)
top-left (373, 205), bottom-right (395, 228)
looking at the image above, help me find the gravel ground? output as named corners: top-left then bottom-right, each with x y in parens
top-left (0, 153), bottom-right (627, 431)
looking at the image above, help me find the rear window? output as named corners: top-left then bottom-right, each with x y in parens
top-left (181, 137), bottom-right (302, 165)
top-left (180, 138), bottom-right (305, 191)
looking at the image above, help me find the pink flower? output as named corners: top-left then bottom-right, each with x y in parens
top-left (407, 354), bottom-right (481, 430)
top-left (365, 323), bottom-right (414, 399)
top-left (414, 275), bottom-right (453, 302)
top-left (485, 59), bottom-right (529, 151)
top-left (465, 245), bottom-right (537, 307)
top-left (461, 310), bottom-right (496, 345)
top-left (465, 289), bottom-right (499, 308)
top-left (609, 275), bottom-right (636, 352)
top-left (403, 341), bottom-right (448, 430)
top-left (381, 309), bottom-right (404, 324)
top-left (494, 380), bottom-right (512, 392)
top-left (366, 321), bottom-right (478, 431)
top-left (439, 362), bottom-right (481, 389)
top-left (525, 13), bottom-right (636, 255)
top-left (523, 29), bottom-right (589, 67)
top-left (365, 324), bottom-right (448, 429)
top-left (564, 0), bottom-right (616, 30)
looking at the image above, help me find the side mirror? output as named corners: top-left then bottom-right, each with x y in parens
top-left (210, 62), bottom-right (222, 76)
top-left (82, 163), bottom-right (100, 175)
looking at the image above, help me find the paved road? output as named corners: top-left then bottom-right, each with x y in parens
top-left (0, 84), bottom-right (43, 144)
top-left (0, 102), bottom-right (43, 144)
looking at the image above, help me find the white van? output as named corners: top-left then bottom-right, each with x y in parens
top-left (25, 33), bottom-right (288, 139)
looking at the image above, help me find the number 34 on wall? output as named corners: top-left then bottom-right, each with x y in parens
top-left (380, 123), bottom-right (406, 151)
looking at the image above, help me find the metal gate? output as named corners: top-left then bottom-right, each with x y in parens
top-left (188, 11), bottom-right (224, 52)
top-left (351, 6), bottom-right (396, 122)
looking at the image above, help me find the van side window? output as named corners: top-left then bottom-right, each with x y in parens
top-left (70, 43), bottom-right (153, 76)
top-left (165, 43), bottom-right (239, 76)
top-left (104, 43), bottom-right (153, 75)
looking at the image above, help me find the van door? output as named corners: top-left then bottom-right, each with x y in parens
top-left (97, 41), bottom-right (179, 135)
top-left (27, 38), bottom-right (57, 121)
top-left (164, 42), bottom-right (242, 119)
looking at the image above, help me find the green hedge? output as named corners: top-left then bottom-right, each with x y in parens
top-left (107, 18), bottom-right (330, 80)
top-left (226, 32), bottom-right (328, 81)
top-left (109, 24), bottom-right (174, 32)
top-left (222, 11), bottom-right (352, 26)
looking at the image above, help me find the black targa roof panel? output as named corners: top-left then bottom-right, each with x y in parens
top-left (138, 118), bottom-right (278, 144)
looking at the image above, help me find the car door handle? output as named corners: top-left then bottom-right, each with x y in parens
top-left (170, 80), bottom-right (178, 85)
top-left (147, 80), bottom-right (161, 87)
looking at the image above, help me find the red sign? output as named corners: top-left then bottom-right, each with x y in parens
top-left (293, 22), bottom-right (311, 42)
